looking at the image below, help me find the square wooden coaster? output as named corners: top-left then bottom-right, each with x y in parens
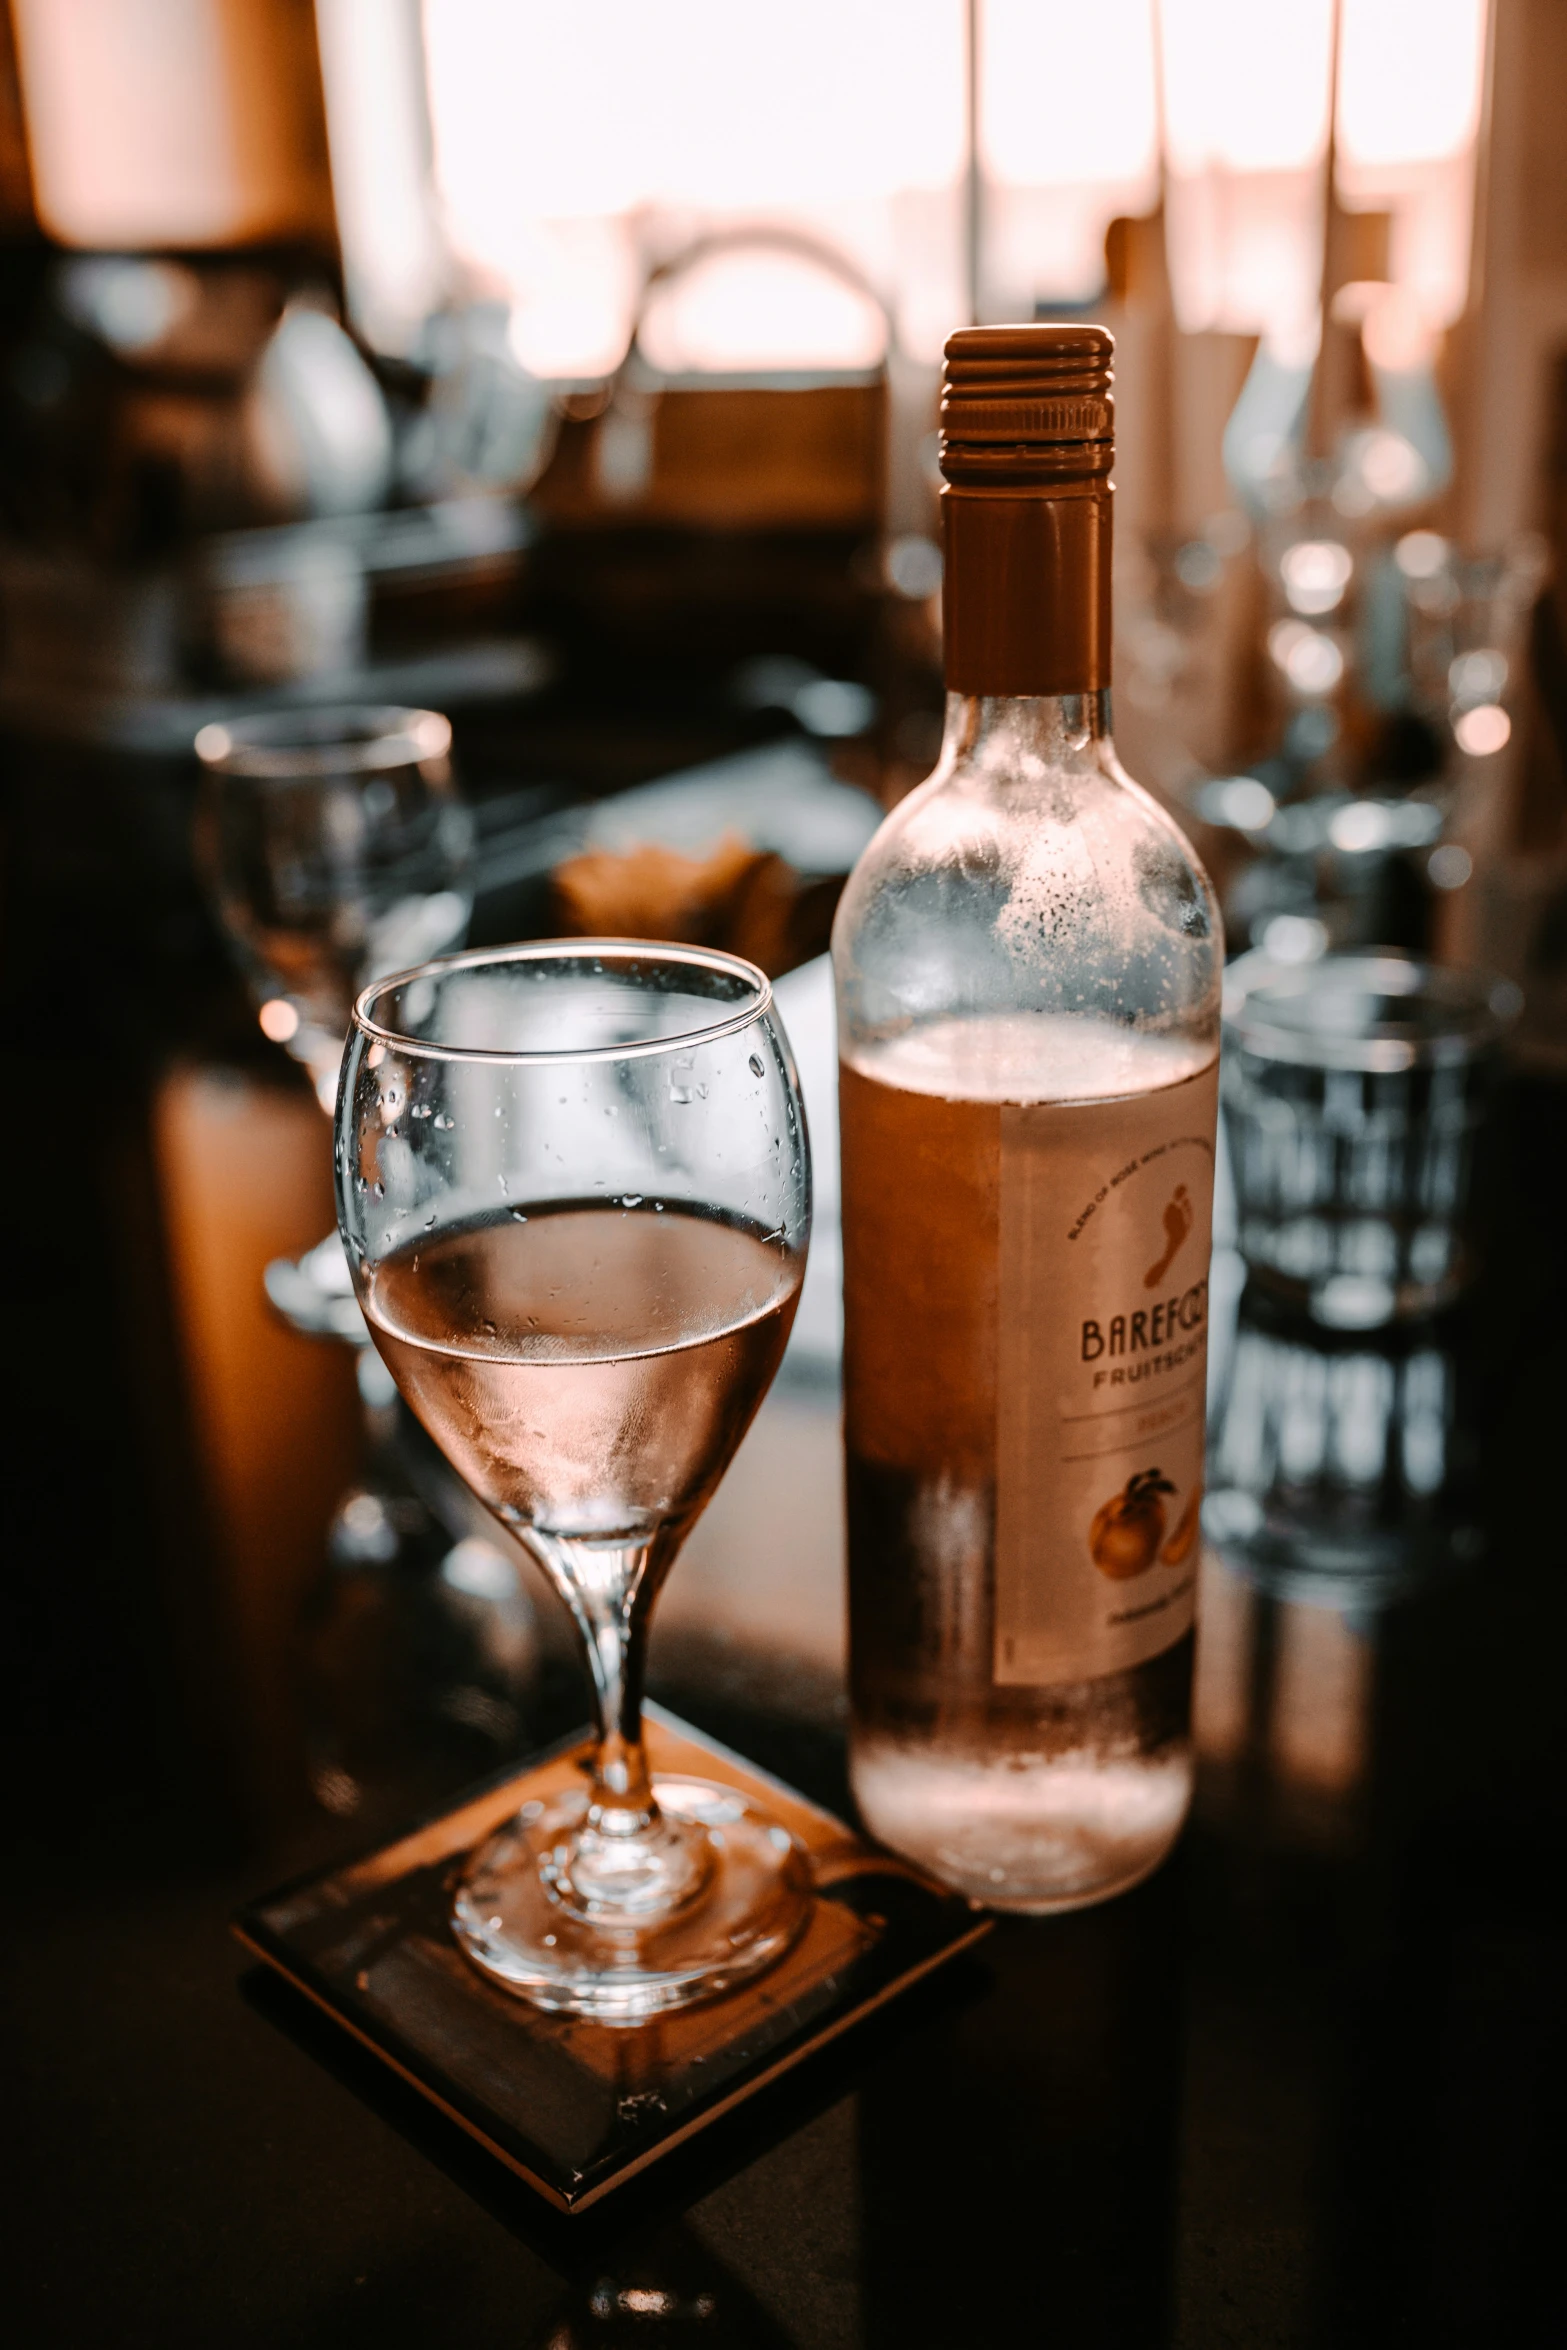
top-left (235, 1706), bottom-right (989, 2212)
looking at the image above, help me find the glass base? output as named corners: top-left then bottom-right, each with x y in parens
top-left (451, 1775), bottom-right (811, 2022)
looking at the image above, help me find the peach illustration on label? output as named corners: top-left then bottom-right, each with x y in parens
top-left (1160, 1488), bottom-right (1201, 1567)
top-left (1089, 1467), bottom-right (1176, 1580)
top-left (1145, 1183), bottom-right (1194, 1288)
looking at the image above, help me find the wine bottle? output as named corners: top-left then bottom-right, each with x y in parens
top-left (833, 324), bottom-right (1222, 1912)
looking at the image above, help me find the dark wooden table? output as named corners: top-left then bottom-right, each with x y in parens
top-left (6, 703), bottom-right (1566, 2342)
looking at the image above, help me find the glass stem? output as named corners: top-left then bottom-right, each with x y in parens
top-left (530, 1534), bottom-right (659, 1838)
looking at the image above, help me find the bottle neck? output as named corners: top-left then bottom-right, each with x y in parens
top-left (941, 477), bottom-right (1113, 698)
top-left (938, 689), bottom-right (1113, 771)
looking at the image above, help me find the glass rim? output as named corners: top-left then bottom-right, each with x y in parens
top-left (352, 939), bottom-right (776, 1065)
top-left (1223, 946), bottom-right (1520, 1072)
top-left (193, 704), bottom-right (452, 780)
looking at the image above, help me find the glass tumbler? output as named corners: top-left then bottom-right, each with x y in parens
top-left (1203, 1281), bottom-right (1483, 1605)
top-left (1221, 950), bottom-right (1518, 1330)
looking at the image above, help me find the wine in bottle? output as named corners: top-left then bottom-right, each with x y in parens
top-left (833, 324), bottom-right (1222, 1912)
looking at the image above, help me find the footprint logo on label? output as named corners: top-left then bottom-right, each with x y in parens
top-left (1144, 1183), bottom-right (1194, 1289)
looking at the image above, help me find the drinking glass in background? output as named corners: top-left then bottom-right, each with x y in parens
top-left (337, 942), bottom-right (812, 2020)
top-left (1203, 1283), bottom-right (1483, 1605)
top-left (194, 705), bottom-right (474, 1333)
top-left (1221, 949), bottom-right (1519, 1331)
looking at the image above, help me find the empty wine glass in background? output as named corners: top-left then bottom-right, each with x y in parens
top-left (195, 705), bottom-right (474, 1333)
top-left (337, 942), bottom-right (812, 2019)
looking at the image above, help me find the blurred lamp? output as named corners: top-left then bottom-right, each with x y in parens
top-left (1269, 617), bottom-right (1346, 696)
top-left (11, 0), bottom-right (327, 248)
top-left (1280, 538), bottom-right (1354, 614)
top-left (1395, 529), bottom-right (1451, 580)
top-left (1453, 703), bottom-right (1509, 755)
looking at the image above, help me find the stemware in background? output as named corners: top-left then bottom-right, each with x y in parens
top-left (337, 942), bottom-right (812, 2020)
top-left (194, 704), bottom-right (474, 1335)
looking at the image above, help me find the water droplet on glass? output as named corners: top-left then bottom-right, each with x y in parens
top-left (509, 1206), bottom-right (528, 1222)
top-left (434, 1112), bottom-right (454, 1130)
top-left (423, 1213), bottom-right (435, 1228)
top-left (749, 1053), bottom-right (765, 1078)
top-left (622, 1194), bottom-right (643, 1207)
top-left (498, 1173), bottom-right (509, 1194)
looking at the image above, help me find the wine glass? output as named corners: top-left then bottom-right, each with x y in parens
top-left (336, 941), bottom-right (813, 2019)
top-left (194, 705), bottom-right (474, 1333)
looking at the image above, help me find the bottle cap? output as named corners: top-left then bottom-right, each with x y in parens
top-left (940, 324), bottom-right (1114, 486)
top-left (938, 322), bottom-right (1116, 694)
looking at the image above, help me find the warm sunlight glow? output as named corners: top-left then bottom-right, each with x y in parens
top-left (1335, 0), bottom-right (1488, 326)
top-left (425, 0), bottom-right (963, 219)
top-left (1337, 0), bottom-right (1486, 168)
top-left (422, 0), bottom-right (965, 376)
top-left (638, 248), bottom-right (888, 377)
top-left (981, 0), bottom-right (1157, 186)
top-left (981, 0), bottom-right (1159, 305)
top-left (1158, 0), bottom-right (1335, 343)
top-left (1160, 0), bottom-right (1335, 177)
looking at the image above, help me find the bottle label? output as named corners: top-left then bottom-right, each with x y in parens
top-left (993, 1061), bottom-right (1218, 1685)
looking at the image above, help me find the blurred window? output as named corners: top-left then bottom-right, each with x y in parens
top-left (979, 0), bottom-right (1159, 312)
top-left (1335, 0), bottom-right (1489, 328)
top-left (419, 0), bottom-right (966, 375)
top-left (1159, 0), bottom-right (1336, 344)
top-left (1157, 0), bottom-right (1490, 345)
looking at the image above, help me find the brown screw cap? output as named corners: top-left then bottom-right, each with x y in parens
top-left (940, 322), bottom-right (1114, 484)
top-left (940, 322), bottom-right (1115, 694)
